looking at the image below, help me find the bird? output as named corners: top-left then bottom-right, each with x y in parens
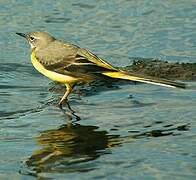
top-left (16, 31), bottom-right (186, 109)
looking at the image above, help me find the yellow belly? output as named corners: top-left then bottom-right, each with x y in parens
top-left (31, 52), bottom-right (77, 84)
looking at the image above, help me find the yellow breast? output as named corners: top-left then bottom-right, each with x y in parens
top-left (31, 51), bottom-right (77, 84)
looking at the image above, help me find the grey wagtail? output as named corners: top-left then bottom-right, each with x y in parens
top-left (16, 31), bottom-right (186, 109)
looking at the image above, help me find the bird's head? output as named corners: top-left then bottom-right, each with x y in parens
top-left (16, 31), bottom-right (55, 51)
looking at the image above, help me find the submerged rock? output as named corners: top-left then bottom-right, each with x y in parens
top-left (124, 58), bottom-right (196, 80)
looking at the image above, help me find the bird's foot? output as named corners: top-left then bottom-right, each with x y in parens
top-left (58, 102), bottom-right (63, 109)
top-left (58, 99), bottom-right (66, 109)
top-left (58, 99), bottom-right (75, 112)
top-left (58, 100), bottom-right (81, 122)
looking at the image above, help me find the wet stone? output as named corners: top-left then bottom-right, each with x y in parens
top-left (124, 58), bottom-right (196, 80)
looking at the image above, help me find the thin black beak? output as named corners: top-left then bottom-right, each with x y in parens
top-left (16, 32), bottom-right (27, 38)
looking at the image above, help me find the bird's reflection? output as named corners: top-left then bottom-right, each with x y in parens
top-left (24, 103), bottom-right (190, 177)
top-left (25, 110), bottom-right (122, 175)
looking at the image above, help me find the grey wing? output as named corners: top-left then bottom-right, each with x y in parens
top-left (37, 44), bottom-right (118, 76)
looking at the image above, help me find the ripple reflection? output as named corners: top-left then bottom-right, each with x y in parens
top-left (25, 112), bottom-right (122, 175)
top-left (22, 107), bottom-right (190, 178)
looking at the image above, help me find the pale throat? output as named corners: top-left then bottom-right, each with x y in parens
top-left (29, 43), bottom-right (35, 49)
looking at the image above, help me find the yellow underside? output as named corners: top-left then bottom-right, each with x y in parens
top-left (31, 52), bottom-right (77, 84)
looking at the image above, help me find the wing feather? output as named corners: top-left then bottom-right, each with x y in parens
top-left (76, 48), bottom-right (118, 71)
top-left (36, 45), bottom-right (118, 77)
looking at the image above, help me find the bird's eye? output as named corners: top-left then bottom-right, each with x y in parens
top-left (29, 36), bottom-right (35, 41)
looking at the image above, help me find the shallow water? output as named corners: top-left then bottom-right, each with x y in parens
top-left (0, 0), bottom-right (196, 179)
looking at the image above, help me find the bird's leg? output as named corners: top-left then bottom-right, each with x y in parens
top-left (58, 83), bottom-right (73, 109)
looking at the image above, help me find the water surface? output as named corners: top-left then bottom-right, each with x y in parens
top-left (0, 1), bottom-right (196, 179)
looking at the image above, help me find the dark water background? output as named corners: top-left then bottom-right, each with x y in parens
top-left (0, 0), bottom-right (196, 179)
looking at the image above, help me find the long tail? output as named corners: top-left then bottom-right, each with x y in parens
top-left (102, 71), bottom-right (186, 89)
